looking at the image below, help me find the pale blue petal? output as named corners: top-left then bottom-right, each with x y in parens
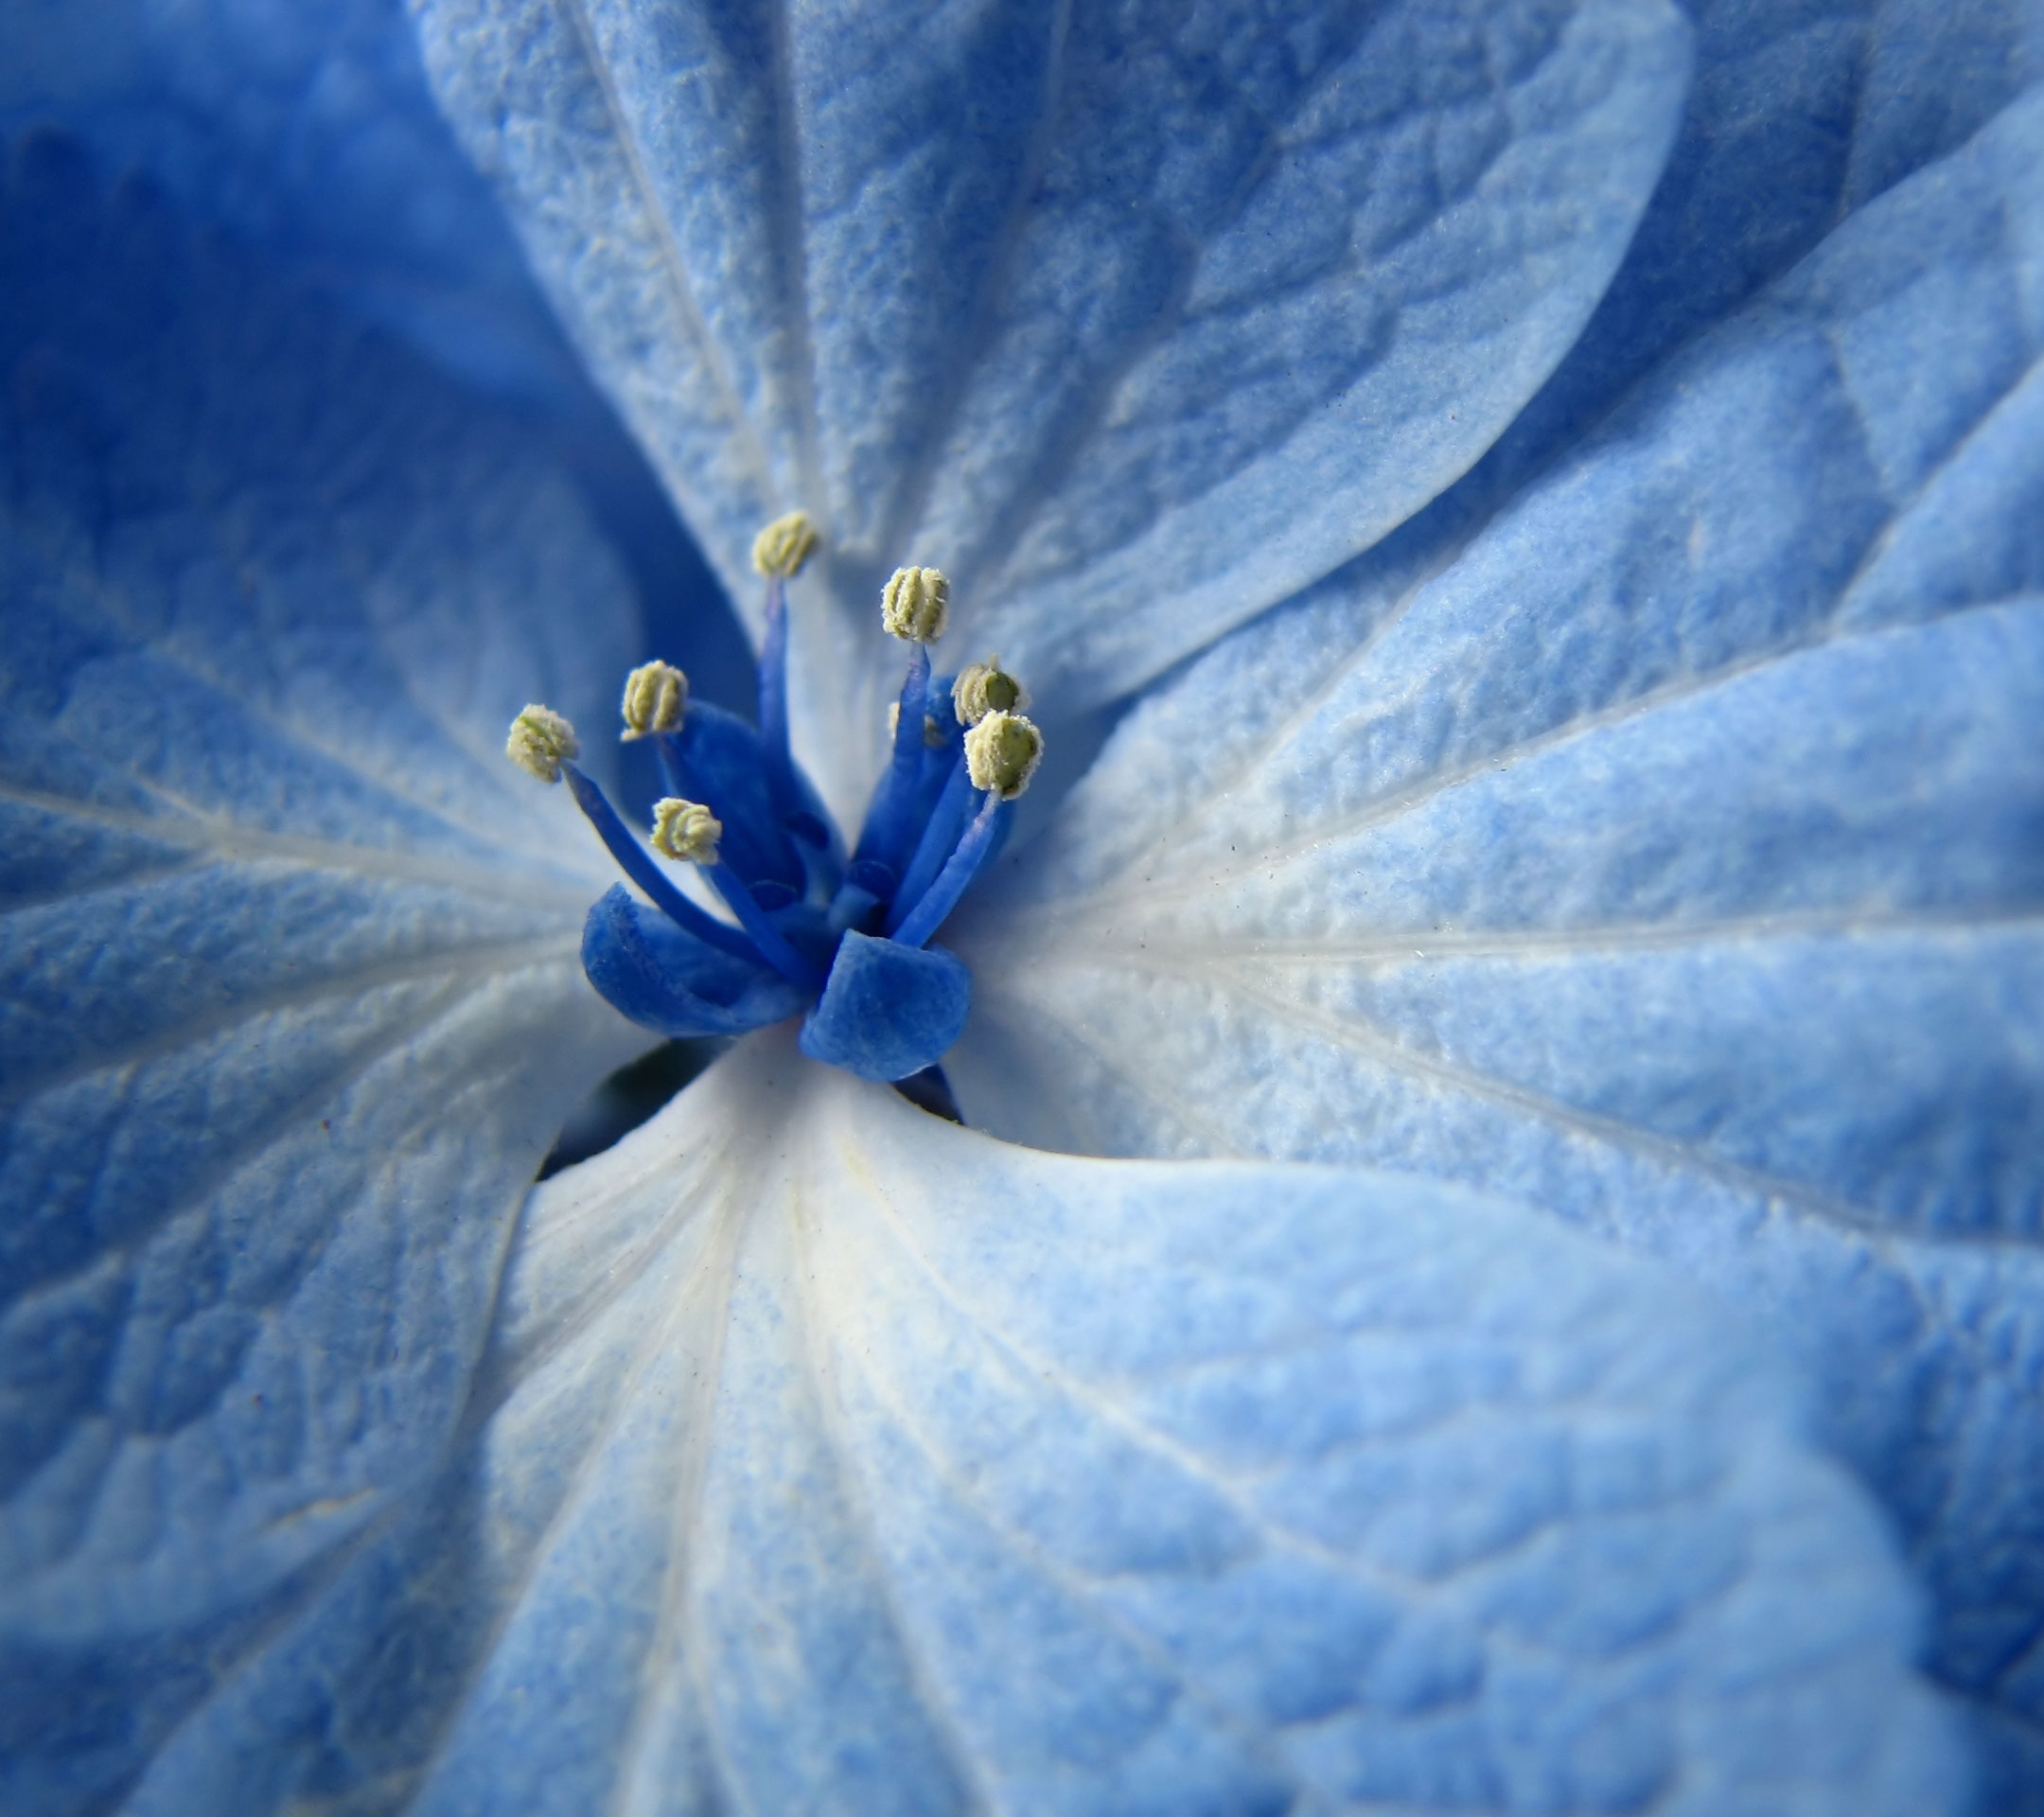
top-left (107, 1039), bottom-right (1966, 1813)
top-left (1472, 0), bottom-right (2044, 490)
top-left (409, 0), bottom-right (1692, 814)
top-left (955, 79), bottom-right (2044, 1779)
top-left (0, 134), bottom-right (646, 1804)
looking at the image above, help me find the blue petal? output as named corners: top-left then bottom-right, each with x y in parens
top-left (0, 0), bottom-right (587, 412)
top-left (1472, 0), bottom-right (2044, 501)
top-left (583, 883), bottom-right (808, 1037)
top-left (956, 82), bottom-right (2044, 1786)
top-left (409, 0), bottom-right (1691, 805)
top-left (97, 1042), bottom-right (1968, 1813)
top-left (799, 930), bottom-right (970, 1082)
top-left (0, 132), bottom-right (644, 1803)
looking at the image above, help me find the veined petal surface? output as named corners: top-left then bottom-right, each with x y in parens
top-left (0, 134), bottom-right (644, 1807)
top-left (1482, 0), bottom-right (2044, 488)
top-left (409, 0), bottom-right (1691, 817)
top-left (111, 1033), bottom-right (1965, 1814)
top-left (952, 83), bottom-right (2044, 1784)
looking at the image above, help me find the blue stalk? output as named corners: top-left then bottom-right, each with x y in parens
top-left (756, 574), bottom-right (803, 820)
top-left (705, 863), bottom-right (826, 991)
top-left (890, 791), bottom-right (1007, 948)
top-left (848, 644), bottom-right (934, 891)
top-left (560, 764), bottom-right (762, 963)
top-left (887, 756), bottom-right (975, 934)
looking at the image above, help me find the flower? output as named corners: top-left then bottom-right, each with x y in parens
top-left (3, 0), bottom-right (2039, 1811)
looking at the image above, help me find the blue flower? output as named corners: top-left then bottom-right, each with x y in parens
top-left (4, 0), bottom-right (2040, 1809)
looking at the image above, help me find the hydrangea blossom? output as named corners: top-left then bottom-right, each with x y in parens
top-left (4, 0), bottom-right (2041, 1810)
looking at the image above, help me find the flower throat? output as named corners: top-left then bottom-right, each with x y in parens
top-left (506, 513), bottom-right (1042, 1085)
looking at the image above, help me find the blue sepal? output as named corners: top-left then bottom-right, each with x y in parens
top-left (661, 703), bottom-right (804, 896)
top-left (582, 886), bottom-right (808, 1038)
top-left (798, 931), bottom-right (971, 1082)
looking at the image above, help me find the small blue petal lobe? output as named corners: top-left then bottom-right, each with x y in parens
top-left (799, 932), bottom-right (970, 1082)
top-left (582, 886), bottom-right (808, 1039)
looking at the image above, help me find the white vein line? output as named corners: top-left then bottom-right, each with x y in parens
top-left (0, 777), bottom-right (597, 907)
top-left (1, 933), bottom-right (585, 1113)
top-left (67, 547), bottom-right (566, 863)
top-left (994, 960), bottom-right (2044, 1538)
top-left (554, 0), bottom-right (783, 513)
top-left (837, 1154), bottom-right (1829, 1719)
top-left (1074, 590), bottom-right (2042, 912)
top-left (785, 1191), bottom-right (1000, 1817)
top-left (467, 1125), bottom-right (736, 1424)
top-left (175, 446), bottom-right (550, 832)
top-left (9, 968), bottom-right (502, 1369)
top-left (615, 1198), bottom-right (751, 1817)
top-left (819, 1309), bottom-right (1300, 1805)
top-left (1111, 953), bottom-right (2044, 1252)
top-left (837, 1120), bottom-right (1427, 1603)
top-left (1023, 900), bottom-right (2044, 968)
top-left (405, 1180), bottom-right (744, 1812)
top-left (1063, 542), bottom-right (1466, 902)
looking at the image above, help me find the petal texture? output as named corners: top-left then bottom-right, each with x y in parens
top-left (109, 1033), bottom-right (1965, 1814)
top-left (952, 84), bottom-right (2044, 1777)
top-left (409, 0), bottom-right (1691, 813)
top-left (1484, 0), bottom-right (2044, 487)
top-left (0, 132), bottom-right (644, 1805)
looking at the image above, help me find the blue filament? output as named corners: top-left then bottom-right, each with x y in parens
top-left (890, 792), bottom-right (1006, 949)
top-left (560, 764), bottom-right (758, 962)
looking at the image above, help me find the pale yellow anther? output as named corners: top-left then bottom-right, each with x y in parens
top-left (505, 704), bottom-right (579, 785)
top-left (650, 798), bottom-right (723, 865)
top-left (620, 660), bottom-right (689, 740)
top-left (751, 511), bottom-right (819, 578)
top-left (881, 566), bottom-right (949, 643)
top-left (952, 655), bottom-right (1030, 726)
top-left (963, 709), bottom-right (1043, 801)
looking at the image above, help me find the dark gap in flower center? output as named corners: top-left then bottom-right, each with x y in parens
top-left (892, 1064), bottom-right (965, 1124)
top-left (537, 1037), bottom-right (728, 1179)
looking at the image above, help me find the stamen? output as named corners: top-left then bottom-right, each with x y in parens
top-left (888, 756), bottom-right (976, 933)
top-left (890, 791), bottom-right (1007, 948)
top-left (650, 798), bottom-right (722, 864)
top-left (751, 510), bottom-right (819, 578)
top-left (620, 661), bottom-right (689, 740)
top-left (557, 763), bottom-right (758, 961)
top-left (847, 642), bottom-right (935, 894)
top-left (952, 656), bottom-right (1029, 726)
top-left (881, 566), bottom-right (949, 644)
top-left (751, 517), bottom-right (823, 845)
top-left (963, 710), bottom-right (1043, 801)
top-left (505, 704), bottom-right (578, 784)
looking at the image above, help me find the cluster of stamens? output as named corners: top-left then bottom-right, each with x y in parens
top-left (504, 512), bottom-right (1043, 1082)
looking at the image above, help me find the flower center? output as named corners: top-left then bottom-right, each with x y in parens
top-left (505, 514), bottom-right (1043, 1085)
